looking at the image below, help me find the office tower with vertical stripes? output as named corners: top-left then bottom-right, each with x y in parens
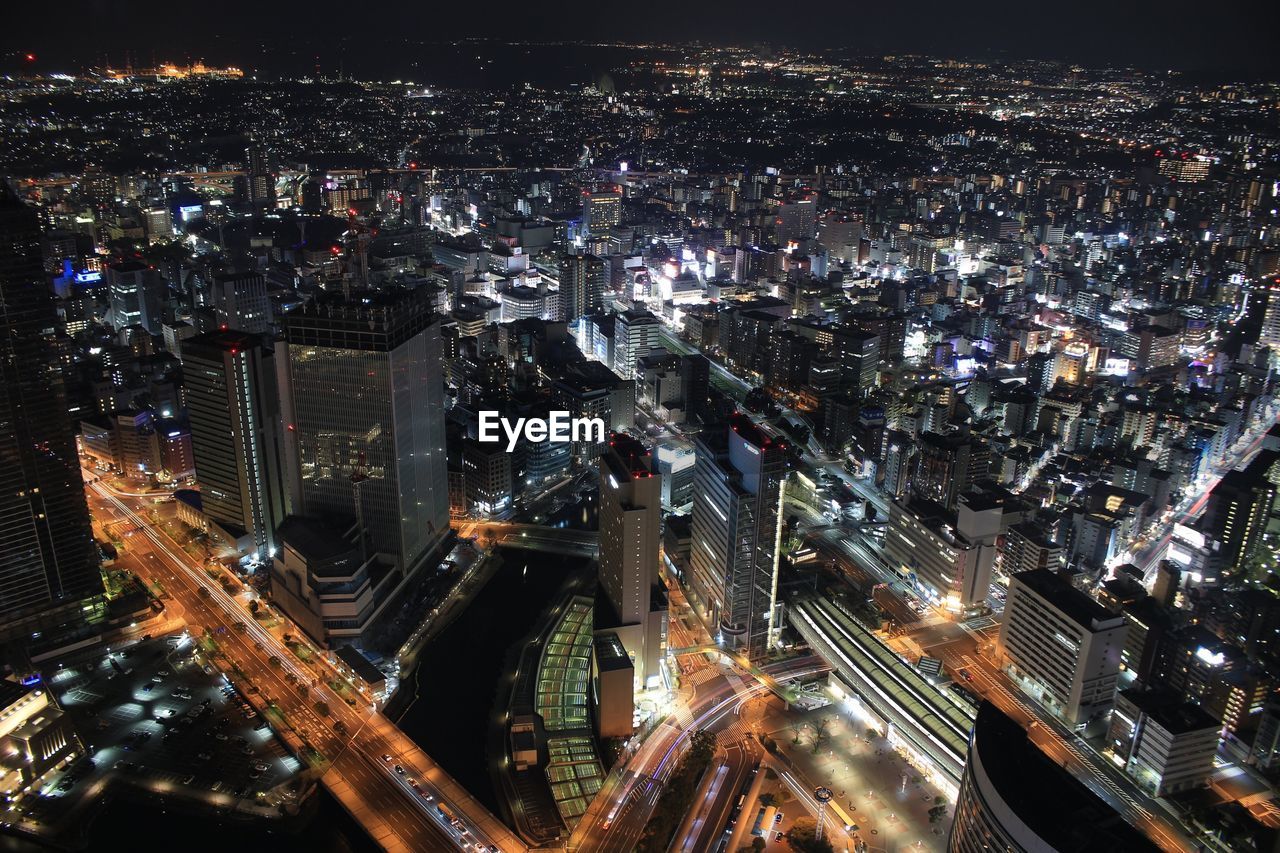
top-left (688, 415), bottom-right (788, 661)
top-left (181, 330), bottom-right (288, 559)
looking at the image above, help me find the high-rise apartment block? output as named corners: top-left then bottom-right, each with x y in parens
top-left (560, 254), bottom-right (605, 323)
top-left (688, 416), bottom-right (787, 660)
top-left (598, 433), bottom-right (667, 689)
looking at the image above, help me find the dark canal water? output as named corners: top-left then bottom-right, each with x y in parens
top-left (392, 547), bottom-right (592, 814)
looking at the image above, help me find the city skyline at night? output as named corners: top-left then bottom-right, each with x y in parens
top-left (1, 18), bottom-right (1279, 853)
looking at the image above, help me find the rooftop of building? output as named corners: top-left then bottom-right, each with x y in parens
top-left (1008, 519), bottom-right (1057, 547)
top-left (895, 495), bottom-right (965, 546)
top-left (1120, 595), bottom-right (1174, 630)
top-left (728, 412), bottom-right (785, 451)
top-left (619, 307), bottom-right (658, 323)
top-left (604, 432), bottom-right (655, 478)
top-left (334, 646), bottom-right (386, 686)
top-left (284, 285), bottom-right (437, 323)
top-left (664, 513), bottom-right (692, 538)
top-left (181, 328), bottom-right (265, 355)
top-left (592, 633), bottom-right (633, 673)
top-left (0, 679), bottom-right (32, 710)
top-left (553, 359), bottom-right (623, 392)
top-left (1118, 689), bottom-right (1221, 734)
top-left (956, 490), bottom-right (1007, 513)
top-left (1011, 569), bottom-right (1123, 631)
top-left (968, 702), bottom-right (1161, 852)
top-left (276, 515), bottom-right (358, 564)
top-left (638, 351), bottom-right (680, 370)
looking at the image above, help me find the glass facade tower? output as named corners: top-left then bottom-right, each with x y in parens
top-left (278, 289), bottom-right (449, 570)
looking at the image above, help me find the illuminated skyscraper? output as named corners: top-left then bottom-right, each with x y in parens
top-left (277, 289), bottom-right (449, 570)
top-left (245, 144), bottom-right (275, 209)
top-left (1201, 450), bottom-right (1278, 577)
top-left (774, 194), bottom-right (816, 244)
top-left (0, 188), bottom-right (103, 641)
top-left (1259, 278), bottom-right (1280, 355)
top-left (831, 327), bottom-right (880, 396)
top-left (581, 187), bottom-right (621, 235)
top-left (559, 253), bottom-right (605, 323)
top-left (688, 416), bottom-right (787, 660)
top-left (106, 260), bottom-right (166, 335)
top-left (182, 330), bottom-right (288, 559)
top-left (598, 433), bottom-right (666, 689)
top-left (613, 308), bottom-right (661, 380)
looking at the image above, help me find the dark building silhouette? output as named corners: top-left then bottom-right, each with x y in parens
top-left (0, 188), bottom-right (103, 641)
top-left (949, 702), bottom-right (1160, 852)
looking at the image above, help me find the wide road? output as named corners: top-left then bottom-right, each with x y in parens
top-left (569, 654), bottom-right (828, 852)
top-left (88, 482), bottom-right (526, 852)
top-left (670, 737), bottom-right (758, 853)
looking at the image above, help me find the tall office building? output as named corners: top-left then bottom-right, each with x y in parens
top-left (181, 330), bottom-right (288, 559)
top-left (613, 308), bottom-right (661, 380)
top-left (245, 144), bottom-right (275, 210)
top-left (0, 188), bottom-right (103, 641)
top-left (949, 702), bottom-right (1160, 853)
top-left (688, 416), bottom-right (787, 660)
top-left (560, 253), bottom-right (605, 323)
top-left (912, 432), bottom-right (988, 510)
top-left (998, 569), bottom-right (1127, 727)
top-left (885, 492), bottom-right (1001, 617)
top-left (581, 187), bottom-right (621, 235)
top-left (106, 260), bottom-right (166, 335)
top-left (277, 289), bottom-right (449, 571)
top-left (832, 327), bottom-right (880, 396)
top-left (1200, 449), bottom-right (1278, 576)
top-left (211, 271), bottom-right (271, 334)
top-left (679, 354), bottom-right (710, 422)
top-left (1107, 688), bottom-right (1220, 798)
top-left (774, 195), bottom-right (816, 244)
top-left (598, 433), bottom-right (667, 689)
top-left (1261, 278), bottom-right (1280, 355)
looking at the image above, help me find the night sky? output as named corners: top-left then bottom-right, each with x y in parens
top-left (2, 0), bottom-right (1277, 76)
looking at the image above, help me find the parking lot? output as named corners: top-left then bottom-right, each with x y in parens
top-left (20, 633), bottom-right (304, 831)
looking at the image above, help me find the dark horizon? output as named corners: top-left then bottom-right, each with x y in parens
top-left (3, 0), bottom-right (1278, 78)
